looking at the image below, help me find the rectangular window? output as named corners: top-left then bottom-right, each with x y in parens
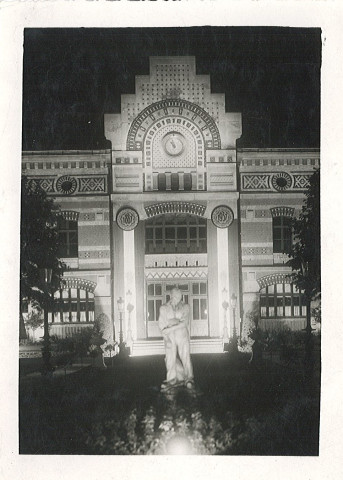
top-left (145, 215), bottom-right (207, 254)
top-left (57, 217), bottom-right (78, 258)
top-left (273, 216), bottom-right (292, 253)
top-left (260, 283), bottom-right (305, 319)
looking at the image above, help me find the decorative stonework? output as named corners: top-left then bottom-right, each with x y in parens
top-left (242, 246), bottom-right (273, 256)
top-left (27, 178), bottom-right (54, 193)
top-left (145, 202), bottom-right (206, 218)
top-left (56, 175), bottom-right (78, 195)
top-left (79, 177), bottom-right (106, 192)
top-left (116, 207), bottom-right (139, 231)
top-left (25, 175), bottom-right (107, 195)
top-left (211, 205), bottom-right (234, 228)
top-left (241, 172), bottom-right (313, 192)
top-left (145, 270), bottom-right (208, 280)
top-left (242, 174), bottom-right (270, 190)
top-left (270, 207), bottom-right (295, 218)
top-left (126, 99), bottom-right (221, 151)
top-left (257, 273), bottom-right (291, 289)
top-left (145, 253), bottom-right (207, 269)
top-left (271, 172), bottom-right (292, 191)
top-left (62, 277), bottom-right (97, 293)
top-left (57, 210), bottom-right (79, 222)
top-left (293, 174), bottom-right (311, 189)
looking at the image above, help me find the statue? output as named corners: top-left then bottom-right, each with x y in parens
top-left (158, 288), bottom-right (194, 392)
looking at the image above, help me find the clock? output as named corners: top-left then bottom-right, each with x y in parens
top-left (163, 133), bottom-right (185, 156)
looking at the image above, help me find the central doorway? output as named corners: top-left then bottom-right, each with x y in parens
top-left (146, 280), bottom-right (209, 338)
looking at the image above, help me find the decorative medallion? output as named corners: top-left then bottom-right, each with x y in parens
top-left (116, 207), bottom-right (139, 231)
top-left (211, 205), bottom-right (234, 229)
top-left (56, 175), bottom-right (78, 195)
top-left (271, 172), bottom-right (292, 192)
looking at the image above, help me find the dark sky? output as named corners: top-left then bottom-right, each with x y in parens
top-left (22, 27), bottom-right (321, 151)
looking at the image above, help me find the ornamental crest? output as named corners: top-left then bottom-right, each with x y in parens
top-left (116, 207), bottom-right (139, 231)
top-left (211, 205), bottom-right (234, 229)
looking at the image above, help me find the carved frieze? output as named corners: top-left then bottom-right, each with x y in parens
top-left (25, 176), bottom-right (107, 195)
top-left (241, 172), bottom-right (312, 192)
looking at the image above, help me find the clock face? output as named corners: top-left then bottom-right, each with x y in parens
top-left (163, 133), bottom-right (185, 156)
top-left (126, 99), bottom-right (221, 151)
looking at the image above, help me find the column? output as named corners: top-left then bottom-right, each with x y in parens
top-left (123, 229), bottom-right (137, 350)
top-left (217, 227), bottom-right (230, 339)
top-left (178, 172), bottom-right (184, 191)
top-left (165, 172), bottom-right (172, 190)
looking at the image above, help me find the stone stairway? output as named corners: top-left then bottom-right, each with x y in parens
top-left (131, 337), bottom-right (224, 357)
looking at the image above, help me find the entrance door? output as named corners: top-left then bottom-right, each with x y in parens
top-left (146, 280), bottom-right (209, 338)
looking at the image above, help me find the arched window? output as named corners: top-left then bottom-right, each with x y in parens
top-left (49, 287), bottom-right (95, 324)
top-left (260, 283), bottom-right (306, 318)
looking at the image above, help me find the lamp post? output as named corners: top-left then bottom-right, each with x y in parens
top-left (39, 268), bottom-right (53, 375)
top-left (230, 293), bottom-right (238, 353)
top-left (117, 296), bottom-right (125, 356)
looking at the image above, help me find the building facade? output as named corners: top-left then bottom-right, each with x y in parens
top-left (22, 56), bottom-right (319, 355)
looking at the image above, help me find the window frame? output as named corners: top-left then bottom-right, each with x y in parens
top-left (49, 288), bottom-right (94, 323)
top-left (57, 217), bottom-right (78, 258)
top-left (145, 214), bottom-right (207, 254)
top-left (272, 215), bottom-right (292, 254)
top-left (260, 283), bottom-right (306, 318)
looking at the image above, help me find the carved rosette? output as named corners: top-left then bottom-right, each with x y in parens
top-left (116, 207), bottom-right (139, 231)
top-left (211, 205), bottom-right (234, 229)
top-left (271, 172), bottom-right (292, 191)
top-left (56, 175), bottom-right (78, 195)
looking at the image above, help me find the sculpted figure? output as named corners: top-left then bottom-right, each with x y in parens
top-left (158, 288), bottom-right (194, 391)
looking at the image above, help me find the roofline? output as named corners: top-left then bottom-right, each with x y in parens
top-left (237, 147), bottom-right (320, 153)
top-left (22, 149), bottom-right (111, 156)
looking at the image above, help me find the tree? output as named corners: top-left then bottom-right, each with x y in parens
top-left (286, 169), bottom-right (320, 379)
top-left (20, 177), bottom-right (64, 358)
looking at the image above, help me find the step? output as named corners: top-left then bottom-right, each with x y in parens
top-left (131, 338), bottom-right (224, 357)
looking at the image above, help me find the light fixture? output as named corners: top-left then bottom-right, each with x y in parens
top-left (117, 296), bottom-right (124, 313)
top-left (230, 293), bottom-right (237, 309)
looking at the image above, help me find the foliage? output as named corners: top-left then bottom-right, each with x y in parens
top-left (82, 407), bottom-right (239, 455)
top-left (311, 303), bottom-right (321, 323)
top-left (81, 398), bottom-right (319, 456)
top-left (20, 176), bottom-right (65, 308)
top-left (19, 352), bottom-right (320, 455)
top-left (25, 305), bottom-right (43, 331)
top-left (50, 328), bottom-right (95, 362)
top-left (286, 169), bottom-right (320, 301)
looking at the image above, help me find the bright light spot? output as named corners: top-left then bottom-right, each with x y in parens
top-left (165, 435), bottom-right (193, 455)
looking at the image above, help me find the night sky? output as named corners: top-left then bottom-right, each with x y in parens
top-left (22, 27), bottom-right (321, 151)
